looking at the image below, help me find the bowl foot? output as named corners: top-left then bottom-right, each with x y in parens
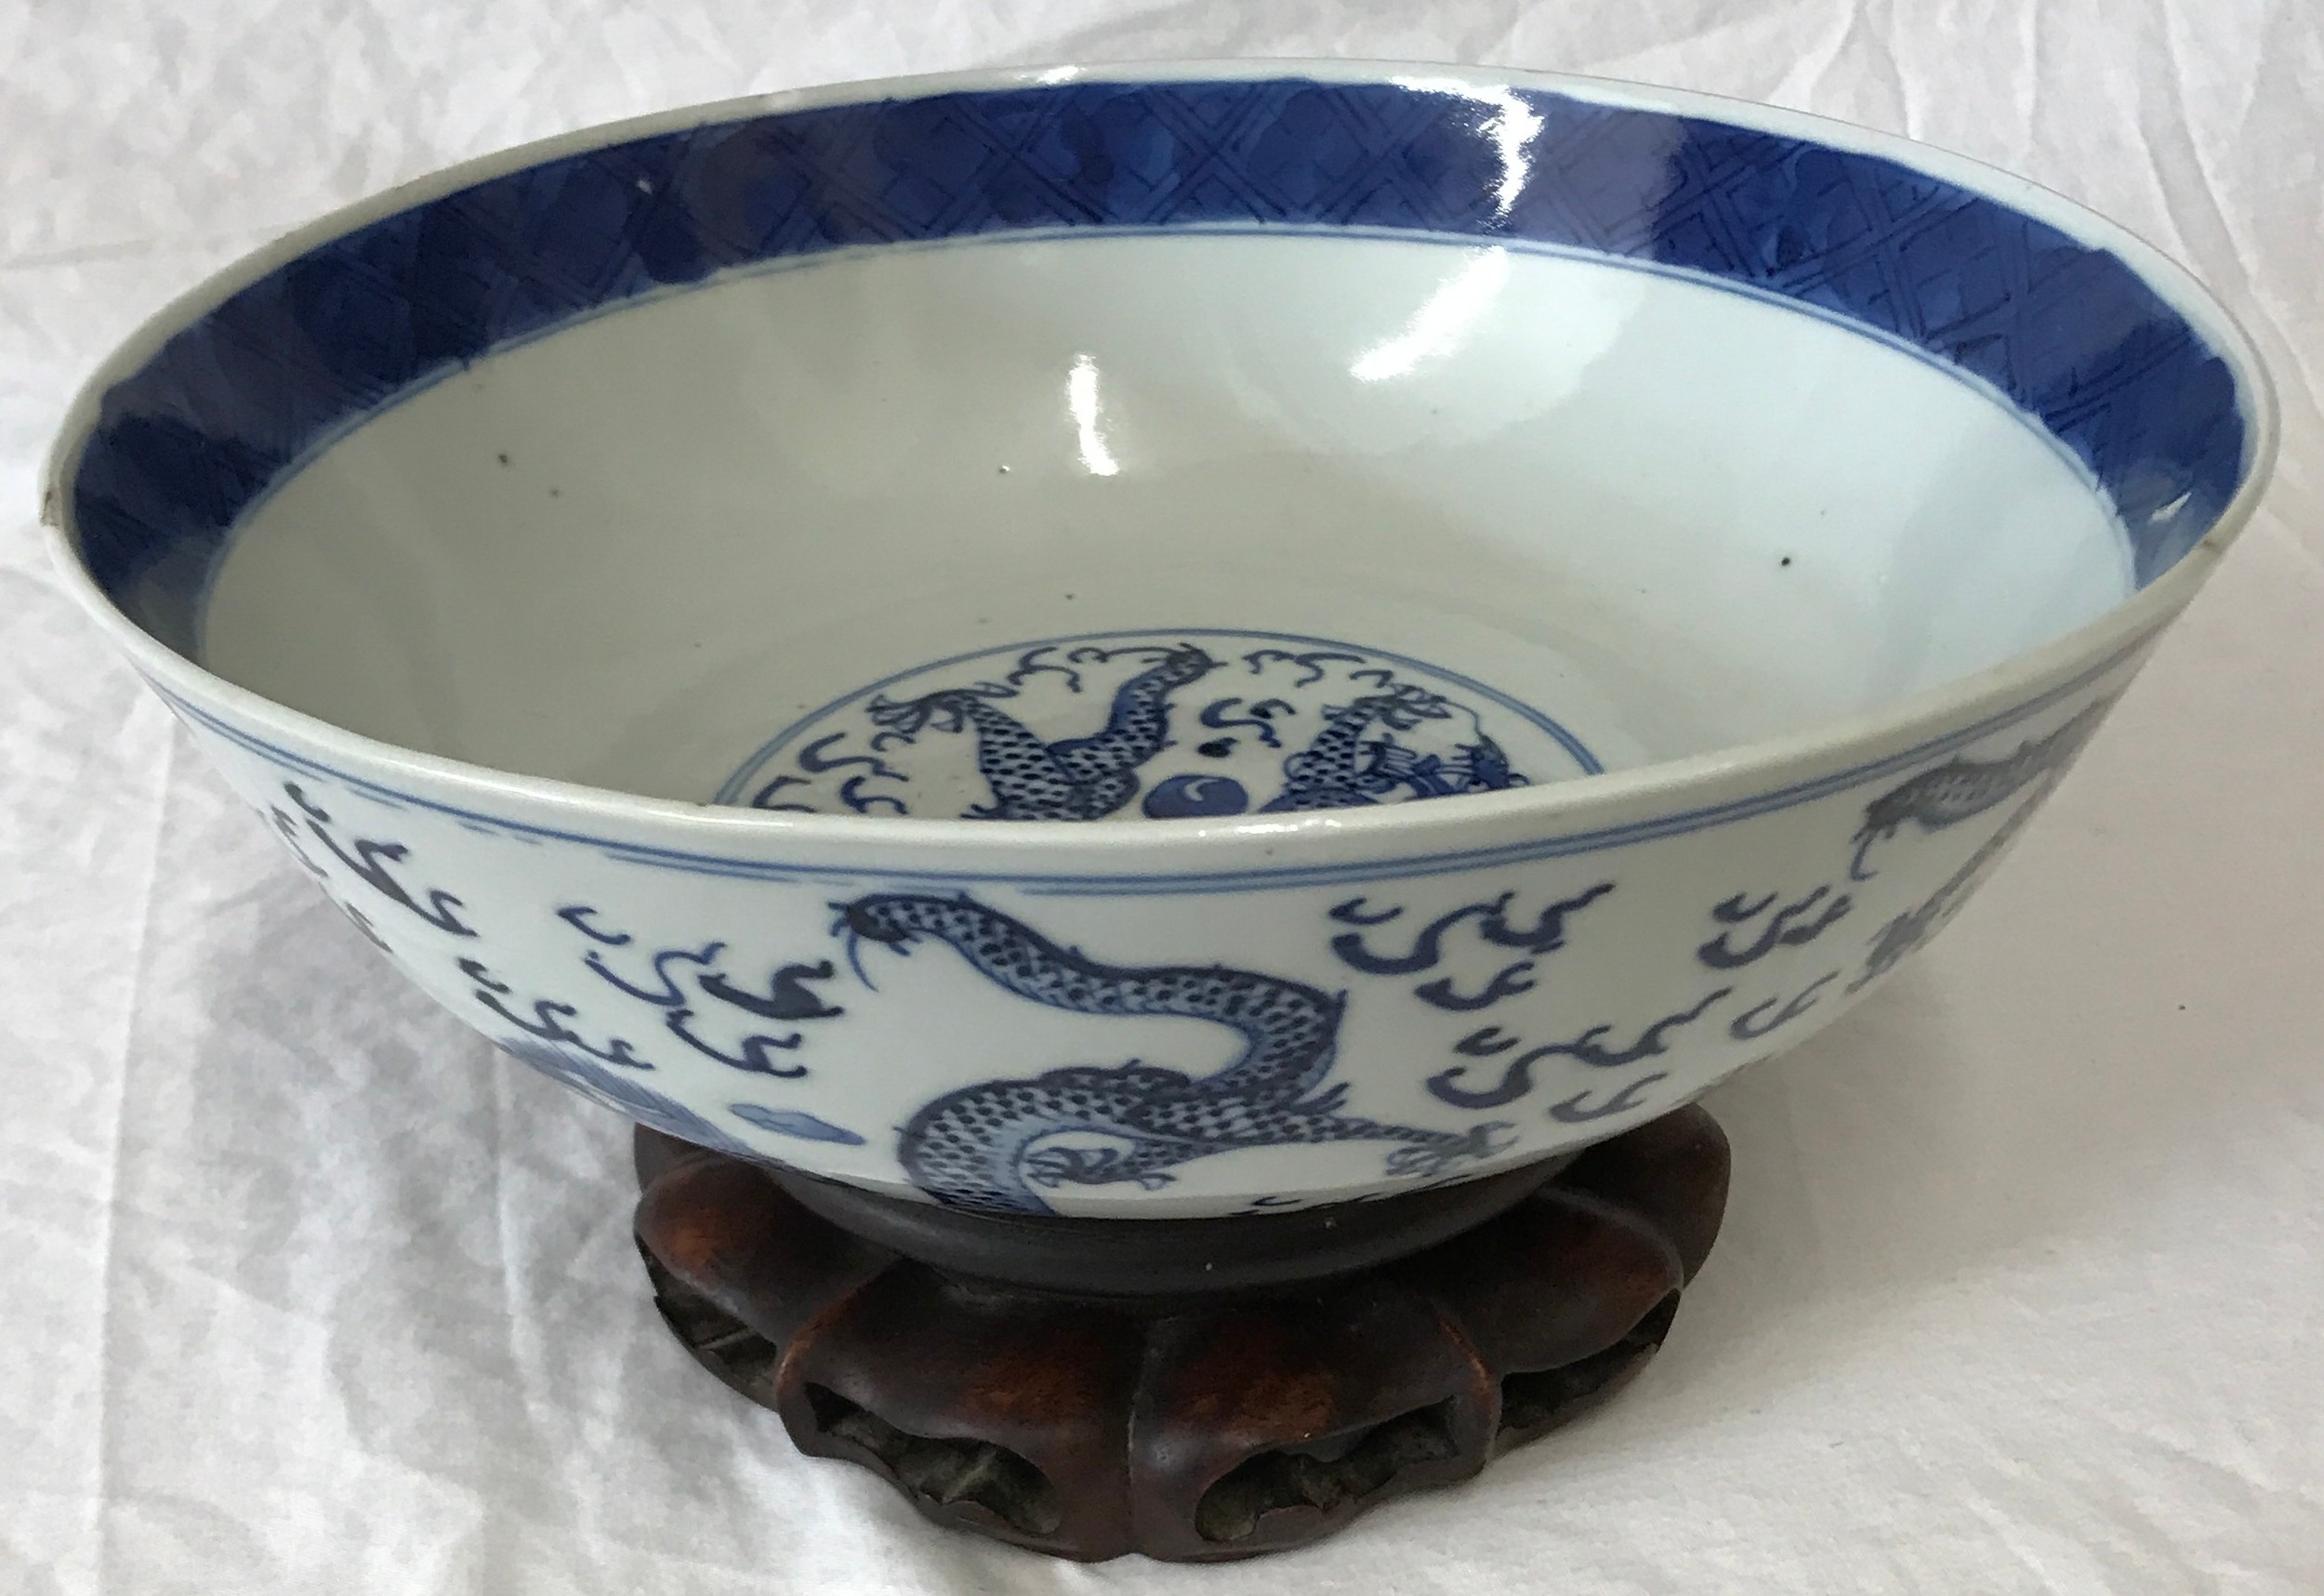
top-left (632, 1108), bottom-right (1728, 1562)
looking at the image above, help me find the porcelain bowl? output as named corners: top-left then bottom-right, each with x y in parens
top-left (46, 62), bottom-right (2273, 1218)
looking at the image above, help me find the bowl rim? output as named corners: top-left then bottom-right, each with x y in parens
top-left (39, 57), bottom-right (2282, 860)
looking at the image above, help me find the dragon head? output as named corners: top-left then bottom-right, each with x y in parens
top-left (1151, 642), bottom-right (1221, 685)
top-left (1847, 787), bottom-right (1920, 878)
top-left (1347, 682), bottom-right (1454, 732)
top-left (866, 683), bottom-right (1010, 737)
top-left (830, 894), bottom-right (922, 986)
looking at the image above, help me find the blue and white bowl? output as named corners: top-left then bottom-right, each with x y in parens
top-left (45, 62), bottom-right (2275, 1218)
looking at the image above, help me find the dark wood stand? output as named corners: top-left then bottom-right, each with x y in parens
top-left (634, 1107), bottom-right (1729, 1562)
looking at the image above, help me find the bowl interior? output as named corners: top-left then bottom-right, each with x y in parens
top-left (67, 73), bottom-right (2256, 819)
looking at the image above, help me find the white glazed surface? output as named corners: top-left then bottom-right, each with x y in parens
top-left (202, 232), bottom-right (2130, 798)
top-left (173, 657), bottom-right (2137, 1214)
top-left (45, 62), bottom-right (2273, 1218)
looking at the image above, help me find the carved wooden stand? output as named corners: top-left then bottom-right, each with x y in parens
top-left (633, 1106), bottom-right (1728, 1562)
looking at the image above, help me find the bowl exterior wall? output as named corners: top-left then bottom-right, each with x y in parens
top-left (152, 631), bottom-right (2146, 1218)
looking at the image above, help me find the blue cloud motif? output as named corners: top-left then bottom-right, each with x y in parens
top-left (1142, 773), bottom-right (1250, 818)
top-left (497, 1036), bottom-right (757, 1157)
top-left (730, 1102), bottom-right (868, 1145)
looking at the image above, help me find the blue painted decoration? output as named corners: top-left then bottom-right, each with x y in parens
top-left (1421, 990), bottom-right (1730, 1109)
top-left (1327, 883), bottom-right (1614, 1015)
top-left (249, 691), bottom-right (2122, 1190)
top-left (1852, 771), bottom-right (2058, 993)
top-left (1322, 880), bottom-right (1728, 1116)
top-left (1547, 1072), bottom-right (1669, 1124)
top-left (725, 631), bottom-right (1573, 820)
top-left (158, 629), bottom-right (2145, 897)
top-left (1849, 697), bottom-right (2113, 879)
top-left (499, 1036), bottom-right (759, 1156)
top-left (838, 890), bottom-right (1513, 1214)
top-left (863, 642), bottom-right (1218, 820)
top-left (1727, 972), bottom-right (1840, 1040)
top-left (560, 904), bottom-right (844, 1076)
top-left (74, 78), bottom-right (2248, 654)
top-left (729, 1102), bottom-right (867, 1145)
top-left (1142, 773), bottom-right (1251, 819)
top-left (1697, 886), bottom-right (1853, 968)
top-left (277, 781), bottom-right (474, 936)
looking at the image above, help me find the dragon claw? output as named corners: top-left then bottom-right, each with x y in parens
top-left (1022, 1143), bottom-right (1181, 1189)
top-left (1383, 1121), bottom-right (1512, 1178)
top-left (875, 891), bottom-right (1542, 1215)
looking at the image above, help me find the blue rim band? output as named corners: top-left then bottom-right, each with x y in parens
top-left (73, 77), bottom-right (2248, 647)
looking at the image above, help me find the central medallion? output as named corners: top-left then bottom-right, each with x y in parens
top-left (716, 629), bottom-right (1599, 820)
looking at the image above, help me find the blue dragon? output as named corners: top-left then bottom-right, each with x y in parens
top-left (1262, 682), bottom-right (1521, 811)
top-left (838, 892), bottom-right (1511, 1214)
top-left (1849, 697), bottom-right (2113, 878)
top-left (1846, 698), bottom-right (2117, 986)
top-left (867, 643), bottom-right (1218, 820)
top-left (878, 653), bottom-right (1524, 819)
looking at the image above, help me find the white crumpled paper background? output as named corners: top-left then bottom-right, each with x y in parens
top-left (5, 2), bottom-right (2321, 1590)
